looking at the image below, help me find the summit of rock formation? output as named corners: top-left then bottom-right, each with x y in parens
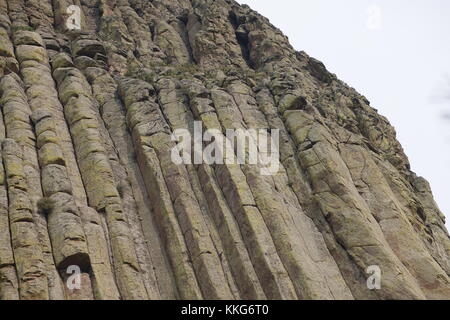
top-left (0, 0), bottom-right (448, 300)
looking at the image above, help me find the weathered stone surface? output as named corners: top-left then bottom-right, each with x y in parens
top-left (0, 0), bottom-right (448, 301)
top-left (79, 205), bottom-right (120, 300)
top-left (83, 66), bottom-right (177, 299)
top-left (2, 139), bottom-right (48, 300)
top-left (13, 30), bottom-right (45, 47)
top-left (54, 62), bottom-right (151, 300)
top-left (0, 134), bottom-right (19, 300)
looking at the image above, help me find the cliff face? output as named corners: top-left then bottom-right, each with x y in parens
top-left (0, 0), bottom-right (448, 300)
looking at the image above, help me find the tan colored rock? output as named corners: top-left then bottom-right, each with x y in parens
top-left (13, 30), bottom-right (45, 47)
top-left (0, 0), bottom-right (448, 301)
top-left (0, 138), bottom-right (19, 300)
top-left (55, 65), bottom-right (150, 300)
top-left (0, 73), bottom-right (66, 300)
top-left (2, 139), bottom-right (49, 300)
top-left (154, 21), bottom-right (191, 65)
top-left (80, 205), bottom-right (120, 300)
top-left (339, 143), bottom-right (450, 299)
top-left (119, 78), bottom-right (234, 299)
top-left (83, 66), bottom-right (177, 299)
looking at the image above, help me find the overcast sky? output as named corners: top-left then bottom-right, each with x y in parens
top-left (237, 0), bottom-right (450, 226)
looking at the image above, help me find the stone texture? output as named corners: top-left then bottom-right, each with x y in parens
top-left (0, 0), bottom-right (448, 300)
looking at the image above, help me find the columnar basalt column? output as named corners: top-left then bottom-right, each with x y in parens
top-left (53, 62), bottom-right (150, 300)
top-left (0, 142), bottom-right (19, 300)
top-left (2, 139), bottom-right (49, 300)
top-left (119, 78), bottom-right (236, 300)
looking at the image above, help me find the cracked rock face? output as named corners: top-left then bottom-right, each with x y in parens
top-left (0, 0), bottom-right (448, 300)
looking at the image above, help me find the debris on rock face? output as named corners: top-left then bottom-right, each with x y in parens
top-left (0, 0), bottom-right (448, 300)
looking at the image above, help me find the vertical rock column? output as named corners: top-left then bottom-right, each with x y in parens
top-left (180, 79), bottom-right (297, 299)
top-left (118, 81), bottom-right (203, 300)
top-left (0, 23), bottom-right (60, 299)
top-left (34, 55), bottom-right (120, 301)
top-left (340, 143), bottom-right (450, 299)
top-left (31, 108), bottom-right (93, 299)
top-left (0, 15), bottom-right (23, 298)
top-left (118, 78), bottom-right (235, 300)
top-left (2, 139), bottom-right (48, 299)
top-left (70, 36), bottom-right (163, 299)
top-left (157, 78), bottom-right (266, 300)
top-left (52, 64), bottom-right (149, 300)
top-left (81, 61), bottom-right (177, 299)
top-left (0, 140), bottom-right (19, 300)
top-left (155, 77), bottom-right (242, 299)
top-left (254, 87), bottom-right (376, 299)
top-left (0, 13), bottom-right (19, 76)
top-left (78, 205), bottom-right (120, 300)
top-left (412, 176), bottom-right (450, 274)
top-left (0, 72), bottom-right (66, 300)
top-left (15, 31), bottom-right (88, 205)
top-left (284, 110), bottom-right (426, 300)
top-left (13, 29), bottom-right (92, 299)
top-left (210, 80), bottom-right (353, 299)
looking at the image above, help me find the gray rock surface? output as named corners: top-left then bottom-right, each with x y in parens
top-left (0, 0), bottom-right (448, 300)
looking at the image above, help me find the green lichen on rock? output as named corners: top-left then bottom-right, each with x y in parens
top-left (0, 0), bottom-right (448, 301)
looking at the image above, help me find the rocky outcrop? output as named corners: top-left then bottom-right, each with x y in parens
top-left (0, 0), bottom-right (448, 300)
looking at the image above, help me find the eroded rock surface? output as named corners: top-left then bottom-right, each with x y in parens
top-left (0, 0), bottom-right (448, 300)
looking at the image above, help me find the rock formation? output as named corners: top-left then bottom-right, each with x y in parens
top-left (0, 0), bottom-right (448, 300)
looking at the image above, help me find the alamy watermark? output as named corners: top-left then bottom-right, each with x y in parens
top-left (366, 5), bottom-right (383, 30)
top-left (66, 265), bottom-right (81, 290)
top-left (366, 265), bottom-right (381, 290)
top-left (171, 121), bottom-right (280, 176)
top-left (66, 5), bottom-right (81, 31)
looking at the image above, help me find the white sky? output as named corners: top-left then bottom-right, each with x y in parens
top-left (237, 0), bottom-right (450, 226)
